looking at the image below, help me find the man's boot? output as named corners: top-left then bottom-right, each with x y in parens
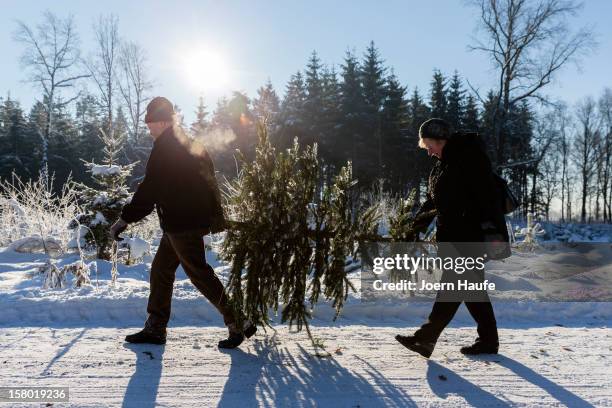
top-left (460, 338), bottom-right (499, 355)
top-left (395, 334), bottom-right (435, 358)
top-left (218, 320), bottom-right (257, 349)
top-left (395, 334), bottom-right (436, 358)
top-left (125, 326), bottom-right (167, 345)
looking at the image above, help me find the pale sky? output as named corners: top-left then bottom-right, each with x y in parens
top-left (1, 0), bottom-right (611, 124)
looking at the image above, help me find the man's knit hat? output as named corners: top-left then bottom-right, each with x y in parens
top-left (145, 97), bottom-right (175, 123)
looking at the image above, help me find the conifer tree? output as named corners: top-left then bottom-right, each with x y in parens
top-left (304, 51), bottom-right (324, 146)
top-left (481, 90), bottom-right (500, 159)
top-left (75, 94), bottom-right (104, 167)
top-left (0, 96), bottom-right (31, 179)
top-left (429, 70), bottom-right (447, 120)
top-left (381, 72), bottom-right (410, 192)
top-left (278, 71), bottom-right (307, 148)
top-left (47, 99), bottom-right (80, 191)
top-left (339, 51), bottom-right (367, 184)
top-left (446, 71), bottom-right (465, 130)
top-left (172, 104), bottom-right (186, 127)
top-left (252, 79), bottom-right (280, 127)
top-left (361, 41), bottom-right (387, 122)
top-left (227, 91), bottom-right (256, 159)
top-left (211, 97), bottom-right (231, 129)
top-left (463, 94), bottom-right (480, 132)
top-left (408, 88), bottom-right (432, 198)
top-left (319, 66), bottom-right (342, 175)
top-left (25, 101), bottom-right (47, 174)
top-left (190, 96), bottom-right (209, 138)
top-left (114, 106), bottom-right (129, 147)
top-left (76, 124), bottom-right (135, 259)
top-left (208, 96), bottom-right (236, 173)
top-left (221, 123), bottom-right (380, 335)
top-left (207, 93), bottom-right (257, 178)
top-left (360, 41), bottom-right (387, 184)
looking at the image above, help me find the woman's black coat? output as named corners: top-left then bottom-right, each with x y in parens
top-left (415, 133), bottom-right (509, 244)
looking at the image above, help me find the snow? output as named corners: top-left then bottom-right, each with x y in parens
top-left (93, 193), bottom-right (109, 206)
top-left (67, 225), bottom-right (89, 250)
top-left (90, 211), bottom-right (108, 226)
top-left (7, 235), bottom-right (62, 256)
top-left (0, 325), bottom-right (609, 407)
top-left (0, 225), bottom-right (610, 407)
top-left (123, 237), bottom-right (151, 261)
top-left (90, 164), bottom-right (122, 176)
top-left (519, 220), bottom-right (612, 243)
top-left (0, 240), bottom-right (610, 326)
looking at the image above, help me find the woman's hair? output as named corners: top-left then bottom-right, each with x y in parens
top-left (418, 118), bottom-right (453, 148)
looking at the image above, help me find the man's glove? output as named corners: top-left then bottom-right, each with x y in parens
top-left (209, 214), bottom-right (227, 234)
top-left (403, 210), bottom-right (436, 242)
top-left (110, 218), bottom-right (128, 241)
top-left (412, 209), bottom-right (437, 232)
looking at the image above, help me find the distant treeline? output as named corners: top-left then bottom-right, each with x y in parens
top-left (0, 44), bottom-right (532, 194)
top-left (2, 8), bottom-right (610, 223)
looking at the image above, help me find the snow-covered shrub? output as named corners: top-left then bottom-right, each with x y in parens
top-left (39, 259), bottom-right (94, 289)
top-left (74, 129), bottom-right (136, 260)
top-left (0, 172), bottom-right (81, 253)
top-left (40, 260), bottom-right (67, 289)
top-left (61, 260), bottom-right (93, 288)
top-left (514, 213), bottom-right (545, 250)
top-left (67, 224), bottom-right (90, 251)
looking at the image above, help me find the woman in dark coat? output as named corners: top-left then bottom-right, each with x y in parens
top-left (395, 118), bottom-right (509, 358)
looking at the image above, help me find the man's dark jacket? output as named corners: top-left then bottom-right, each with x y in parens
top-left (415, 132), bottom-right (509, 244)
top-left (121, 126), bottom-right (225, 232)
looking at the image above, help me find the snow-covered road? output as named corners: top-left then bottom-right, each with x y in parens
top-left (1, 325), bottom-right (610, 407)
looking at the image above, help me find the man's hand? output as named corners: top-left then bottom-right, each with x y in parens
top-left (209, 215), bottom-right (227, 234)
top-left (412, 209), bottom-right (436, 232)
top-left (110, 218), bottom-right (128, 241)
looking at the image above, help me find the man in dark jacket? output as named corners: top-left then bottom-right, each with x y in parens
top-left (110, 96), bottom-right (255, 348)
top-left (396, 118), bottom-right (508, 358)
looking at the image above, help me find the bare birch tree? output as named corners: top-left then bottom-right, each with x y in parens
top-left (468, 0), bottom-right (595, 165)
top-left (573, 97), bottom-right (600, 222)
top-left (14, 11), bottom-right (88, 181)
top-left (540, 144), bottom-right (560, 219)
top-left (555, 102), bottom-right (572, 221)
top-left (529, 108), bottom-right (558, 214)
top-left (84, 14), bottom-right (120, 142)
top-left (598, 88), bottom-right (612, 222)
top-left (118, 41), bottom-right (153, 145)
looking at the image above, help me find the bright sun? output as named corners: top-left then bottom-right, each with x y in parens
top-left (180, 49), bottom-right (229, 91)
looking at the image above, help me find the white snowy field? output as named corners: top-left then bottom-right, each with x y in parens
top-left (0, 240), bottom-right (611, 407)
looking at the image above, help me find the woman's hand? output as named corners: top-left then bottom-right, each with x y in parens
top-left (110, 218), bottom-right (128, 241)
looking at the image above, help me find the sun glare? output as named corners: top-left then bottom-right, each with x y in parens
top-left (180, 49), bottom-right (230, 91)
